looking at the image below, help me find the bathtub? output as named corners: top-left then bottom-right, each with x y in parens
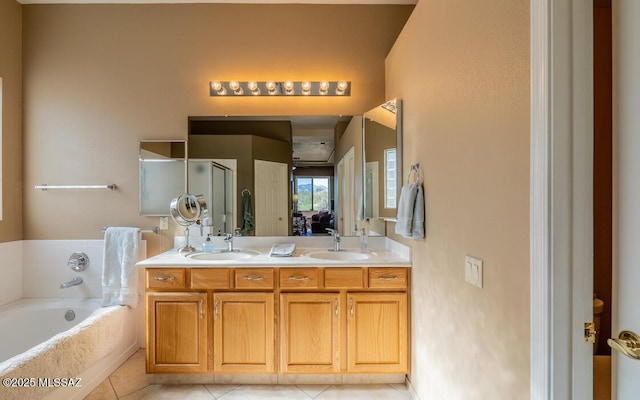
top-left (0, 298), bottom-right (140, 400)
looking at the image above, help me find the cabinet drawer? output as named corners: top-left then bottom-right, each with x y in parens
top-left (190, 268), bottom-right (231, 289)
top-left (235, 268), bottom-right (274, 289)
top-left (324, 268), bottom-right (365, 289)
top-left (146, 268), bottom-right (186, 289)
top-left (279, 268), bottom-right (319, 289)
top-left (368, 268), bottom-right (407, 289)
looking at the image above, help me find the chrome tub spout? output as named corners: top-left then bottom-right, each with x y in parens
top-left (60, 276), bottom-right (83, 289)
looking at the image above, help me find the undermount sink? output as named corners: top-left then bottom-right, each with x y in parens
top-left (303, 250), bottom-right (374, 261)
top-left (187, 249), bottom-right (260, 261)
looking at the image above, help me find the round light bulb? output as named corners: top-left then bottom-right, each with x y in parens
top-left (211, 81), bottom-right (222, 91)
top-left (266, 81), bottom-right (276, 91)
top-left (284, 81), bottom-right (294, 92)
top-left (229, 81), bottom-right (240, 91)
top-left (319, 81), bottom-right (329, 91)
top-left (337, 81), bottom-right (348, 91)
top-left (248, 81), bottom-right (258, 91)
top-left (301, 81), bottom-right (311, 91)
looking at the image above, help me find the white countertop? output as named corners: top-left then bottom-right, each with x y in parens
top-left (137, 236), bottom-right (411, 268)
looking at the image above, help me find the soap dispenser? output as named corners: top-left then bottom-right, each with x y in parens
top-left (202, 234), bottom-right (214, 253)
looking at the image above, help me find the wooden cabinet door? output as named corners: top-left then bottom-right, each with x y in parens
top-left (146, 292), bottom-right (208, 373)
top-left (213, 292), bottom-right (274, 373)
top-left (347, 292), bottom-right (408, 373)
top-left (280, 293), bottom-right (341, 373)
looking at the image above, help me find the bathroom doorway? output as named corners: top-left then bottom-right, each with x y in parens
top-left (593, 1), bottom-right (612, 398)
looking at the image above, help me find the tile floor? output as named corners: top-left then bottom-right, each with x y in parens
top-left (85, 350), bottom-right (414, 400)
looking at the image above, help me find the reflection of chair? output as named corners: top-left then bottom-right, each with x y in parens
top-left (310, 211), bottom-right (333, 234)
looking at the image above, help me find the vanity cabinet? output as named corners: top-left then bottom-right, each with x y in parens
top-left (144, 265), bottom-right (409, 376)
top-left (146, 291), bottom-right (208, 373)
top-left (280, 293), bottom-right (341, 373)
top-left (278, 267), bottom-right (408, 374)
top-left (213, 292), bottom-right (274, 373)
top-left (347, 293), bottom-right (408, 373)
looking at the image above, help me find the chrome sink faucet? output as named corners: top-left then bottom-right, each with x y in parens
top-left (60, 276), bottom-right (83, 289)
top-left (223, 233), bottom-right (234, 252)
top-left (326, 229), bottom-right (342, 252)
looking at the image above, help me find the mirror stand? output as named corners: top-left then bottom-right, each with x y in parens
top-left (179, 226), bottom-right (197, 256)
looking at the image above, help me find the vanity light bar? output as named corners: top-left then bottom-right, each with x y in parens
top-left (209, 81), bottom-right (351, 97)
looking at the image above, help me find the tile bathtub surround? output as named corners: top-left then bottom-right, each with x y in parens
top-left (0, 241), bottom-right (22, 306)
top-left (22, 239), bottom-right (147, 298)
top-left (86, 350), bottom-right (415, 400)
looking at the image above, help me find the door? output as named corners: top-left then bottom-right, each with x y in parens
top-left (213, 292), bottom-right (274, 373)
top-left (612, 0), bottom-right (640, 396)
top-left (280, 293), bottom-right (341, 373)
top-left (254, 159), bottom-right (288, 236)
top-left (146, 292), bottom-right (207, 373)
top-left (347, 292), bottom-right (407, 373)
top-left (337, 147), bottom-right (355, 236)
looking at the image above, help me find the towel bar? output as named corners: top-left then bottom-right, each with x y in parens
top-left (35, 184), bottom-right (117, 191)
top-left (101, 226), bottom-right (160, 234)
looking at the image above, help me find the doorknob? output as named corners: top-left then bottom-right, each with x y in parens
top-left (608, 330), bottom-right (640, 360)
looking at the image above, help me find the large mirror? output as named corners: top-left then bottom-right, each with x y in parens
top-left (362, 99), bottom-right (402, 231)
top-left (188, 116), bottom-right (353, 237)
top-left (139, 141), bottom-right (186, 216)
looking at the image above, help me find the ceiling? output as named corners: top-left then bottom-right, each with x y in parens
top-left (290, 116), bottom-right (351, 168)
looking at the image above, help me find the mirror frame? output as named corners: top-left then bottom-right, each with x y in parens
top-left (361, 99), bottom-right (402, 223)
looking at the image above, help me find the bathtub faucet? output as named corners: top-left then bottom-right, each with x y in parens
top-left (60, 276), bottom-right (83, 289)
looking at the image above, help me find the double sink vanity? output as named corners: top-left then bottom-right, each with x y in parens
top-left (137, 236), bottom-right (411, 383)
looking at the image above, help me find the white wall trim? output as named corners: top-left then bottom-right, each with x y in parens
top-left (530, 1), bottom-right (552, 397)
top-left (530, 1), bottom-right (593, 399)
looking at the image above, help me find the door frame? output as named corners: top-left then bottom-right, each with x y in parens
top-left (530, 1), bottom-right (594, 399)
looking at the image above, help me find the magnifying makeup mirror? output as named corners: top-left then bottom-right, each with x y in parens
top-left (170, 193), bottom-right (201, 254)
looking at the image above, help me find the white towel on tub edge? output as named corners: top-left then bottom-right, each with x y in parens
top-left (102, 227), bottom-right (139, 308)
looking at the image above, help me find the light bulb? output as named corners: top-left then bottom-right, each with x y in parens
top-left (336, 81), bottom-right (348, 95)
top-left (248, 81), bottom-right (260, 95)
top-left (284, 81), bottom-right (295, 95)
top-left (301, 81), bottom-right (311, 91)
top-left (211, 81), bottom-right (222, 91)
top-left (266, 81), bottom-right (277, 95)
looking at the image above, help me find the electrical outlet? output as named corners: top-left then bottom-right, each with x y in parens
top-left (465, 255), bottom-right (483, 288)
top-left (159, 216), bottom-right (169, 230)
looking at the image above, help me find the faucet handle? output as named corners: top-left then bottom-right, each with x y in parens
top-left (326, 229), bottom-right (340, 241)
top-left (224, 233), bottom-right (232, 241)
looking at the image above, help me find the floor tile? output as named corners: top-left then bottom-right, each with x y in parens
top-left (84, 378), bottom-right (118, 400)
top-left (108, 349), bottom-right (152, 397)
top-left (315, 384), bottom-right (412, 400)
top-left (204, 384), bottom-right (241, 398)
top-left (216, 384), bottom-right (312, 400)
top-left (296, 384), bottom-right (330, 398)
top-left (119, 384), bottom-right (215, 400)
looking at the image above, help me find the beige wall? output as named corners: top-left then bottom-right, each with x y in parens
top-left (0, 0), bottom-right (23, 243)
top-left (385, 0), bottom-right (530, 399)
top-left (21, 4), bottom-right (413, 255)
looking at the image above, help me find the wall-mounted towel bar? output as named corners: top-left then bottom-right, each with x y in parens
top-left (35, 184), bottom-right (117, 191)
top-left (101, 226), bottom-right (160, 234)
